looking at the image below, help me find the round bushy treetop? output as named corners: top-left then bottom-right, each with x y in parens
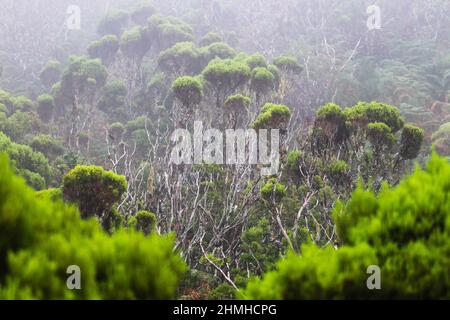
top-left (120, 26), bottom-right (151, 60)
top-left (108, 122), bottom-right (125, 141)
top-left (37, 94), bottom-right (54, 123)
top-left (201, 42), bottom-right (236, 62)
top-left (315, 103), bottom-right (348, 143)
top-left (87, 35), bottom-right (119, 65)
top-left (158, 42), bottom-right (201, 75)
top-left (202, 58), bottom-right (251, 93)
top-left (224, 94), bottom-right (251, 112)
top-left (31, 135), bottom-right (65, 159)
top-left (400, 124), bottom-right (424, 159)
top-left (148, 15), bottom-right (193, 49)
top-left (252, 103), bottom-right (292, 130)
top-left (97, 9), bottom-right (129, 36)
top-left (129, 210), bottom-right (157, 235)
top-left (39, 60), bottom-right (61, 88)
top-left (367, 122), bottom-right (396, 150)
top-left (130, 2), bottom-right (156, 25)
top-left (12, 96), bottom-right (34, 113)
top-left (245, 53), bottom-right (268, 70)
top-left (345, 101), bottom-right (405, 133)
top-left (251, 67), bottom-right (275, 95)
top-left (273, 55), bottom-right (303, 75)
top-left (60, 56), bottom-right (108, 98)
top-left (245, 153), bottom-right (450, 299)
top-left (199, 32), bottom-right (223, 47)
top-left (62, 165), bottom-right (127, 219)
top-left (0, 154), bottom-right (186, 299)
top-left (172, 76), bottom-right (203, 107)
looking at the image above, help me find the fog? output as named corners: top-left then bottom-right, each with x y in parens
top-left (0, 0), bottom-right (449, 300)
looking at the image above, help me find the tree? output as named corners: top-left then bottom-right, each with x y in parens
top-left (39, 60), bottom-right (61, 88)
top-left (97, 10), bottom-right (129, 36)
top-left (147, 15), bottom-right (194, 50)
top-left (129, 210), bottom-right (157, 235)
top-left (202, 58), bottom-right (251, 108)
top-left (157, 42), bottom-right (201, 76)
top-left (62, 165), bottom-right (127, 220)
top-left (251, 67), bottom-right (275, 102)
top-left (399, 124), bottom-right (425, 160)
top-left (37, 94), bottom-right (54, 123)
top-left (172, 76), bottom-right (203, 109)
top-left (201, 42), bottom-right (236, 62)
top-left (31, 135), bottom-right (65, 160)
top-left (224, 94), bottom-right (251, 128)
top-left (252, 103), bottom-right (292, 130)
top-left (244, 153), bottom-right (450, 299)
top-left (120, 26), bottom-right (152, 62)
top-left (87, 35), bottom-right (120, 66)
top-left (0, 153), bottom-right (185, 299)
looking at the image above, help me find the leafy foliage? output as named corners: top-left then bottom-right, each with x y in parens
top-left (0, 153), bottom-right (186, 299)
top-left (244, 154), bottom-right (450, 299)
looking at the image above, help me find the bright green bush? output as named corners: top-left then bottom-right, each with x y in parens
top-left (251, 67), bottom-right (275, 94)
top-left (62, 165), bottom-right (127, 219)
top-left (202, 58), bottom-right (251, 94)
top-left (224, 94), bottom-right (251, 111)
top-left (252, 103), bottom-right (291, 130)
top-left (244, 153), bottom-right (450, 299)
top-left (172, 76), bottom-right (203, 107)
top-left (0, 153), bottom-right (186, 299)
top-left (128, 210), bottom-right (157, 235)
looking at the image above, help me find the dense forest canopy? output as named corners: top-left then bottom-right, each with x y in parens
top-left (0, 0), bottom-right (449, 299)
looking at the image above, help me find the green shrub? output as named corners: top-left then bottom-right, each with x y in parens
top-left (172, 76), bottom-right (203, 107)
top-left (252, 103), bottom-right (291, 130)
top-left (244, 153), bottom-right (450, 299)
top-left (128, 210), bottom-right (157, 235)
top-left (0, 153), bottom-right (186, 299)
top-left (273, 55), bottom-right (303, 74)
top-left (62, 165), bottom-right (127, 219)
